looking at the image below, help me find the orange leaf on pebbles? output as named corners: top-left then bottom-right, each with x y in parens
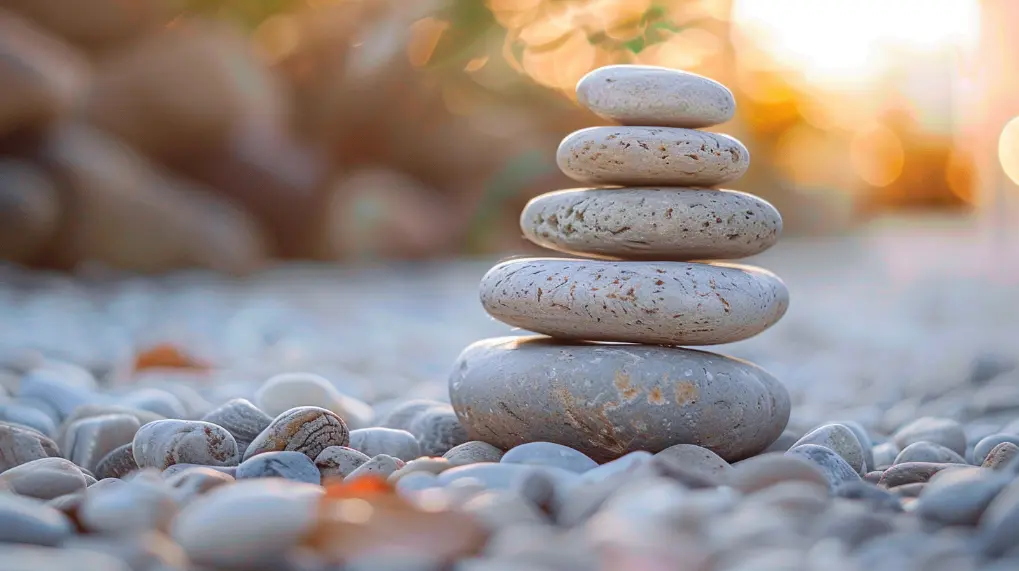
top-left (133, 344), bottom-right (209, 372)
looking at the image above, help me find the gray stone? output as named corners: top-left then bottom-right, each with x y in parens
top-left (255, 372), bottom-right (373, 429)
top-left (200, 398), bottom-right (272, 454)
top-left (94, 443), bottom-right (138, 479)
top-left (816, 506), bottom-right (895, 549)
top-left (831, 420), bottom-right (874, 472)
top-left (0, 545), bottom-right (132, 571)
top-left (983, 442), bottom-right (1019, 470)
top-left (315, 445), bottom-right (370, 480)
top-left (394, 471), bottom-right (441, 495)
top-left (479, 260), bottom-right (788, 346)
top-left (879, 462), bottom-right (971, 488)
top-left (0, 401), bottom-right (57, 436)
top-left (133, 420), bottom-right (237, 470)
top-left (893, 417), bottom-right (967, 457)
top-left (119, 388), bottom-right (188, 419)
top-left (379, 399), bottom-right (446, 431)
top-left (80, 470), bottom-right (179, 534)
top-left (236, 450), bottom-right (320, 484)
top-left (520, 188), bottom-right (781, 262)
top-left (580, 451), bottom-right (652, 483)
top-left (460, 489), bottom-right (547, 531)
top-left (63, 413), bottom-right (140, 473)
top-left (916, 467), bottom-right (1009, 526)
top-left (0, 457), bottom-right (85, 499)
top-left (792, 423), bottom-right (866, 474)
top-left (974, 434), bottom-right (1019, 466)
top-left (18, 368), bottom-right (97, 420)
top-left (64, 531), bottom-right (189, 571)
top-left (450, 336), bottom-right (790, 463)
top-left (892, 482), bottom-right (927, 498)
top-left (346, 454), bottom-right (404, 481)
top-left (0, 420), bottom-right (60, 473)
top-left (409, 405), bottom-right (469, 457)
top-left (727, 453), bottom-right (830, 494)
top-left (980, 478), bottom-right (1019, 556)
top-left (57, 404), bottom-right (164, 446)
top-left (763, 429), bottom-right (800, 453)
top-left (388, 458), bottom-right (454, 483)
top-left (501, 442), bottom-right (597, 473)
top-left (873, 441), bottom-right (901, 470)
top-left (556, 126), bottom-right (749, 187)
top-left (895, 441), bottom-right (967, 465)
top-left (834, 481), bottom-right (903, 512)
top-left (243, 406), bottom-right (349, 461)
top-left (349, 427), bottom-right (421, 461)
top-left (161, 463), bottom-right (237, 478)
top-left (443, 441), bottom-right (504, 465)
top-left (0, 493), bottom-right (74, 546)
top-left (653, 443), bottom-right (731, 480)
top-left (165, 466), bottom-right (235, 504)
top-left (785, 444), bottom-right (861, 492)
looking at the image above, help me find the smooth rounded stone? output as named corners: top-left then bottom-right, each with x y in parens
top-left (80, 470), bottom-right (179, 535)
top-left (395, 471), bottom-right (442, 496)
top-left (895, 441), bottom-right (967, 465)
top-left (161, 463), bottom-right (237, 478)
top-left (878, 462), bottom-right (971, 488)
top-left (94, 443), bottom-right (138, 480)
top-left (379, 399), bottom-right (447, 430)
top-left (580, 451), bottom-right (653, 483)
top-left (980, 478), bottom-right (1019, 556)
top-left (0, 401), bottom-right (57, 436)
top-left (388, 458), bottom-right (455, 483)
top-left (501, 442), bottom-right (598, 474)
top-left (438, 463), bottom-right (579, 497)
top-left (409, 405), bottom-right (469, 457)
top-left (82, 473), bottom-right (96, 486)
top-left (0, 420), bottom-right (60, 473)
top-left (345, 454), bottom-right (404, 481)
top-left (172, 479), bottom-right (323, 570)
top-left (444, 441), bottom-right (505, 466)
top-left (200, 398), bottom-right (273, 453)
top-left (460, 489), bottom-right (548, 531)
top-left (133, 420), bottom-right (238, 470)
top-left (0, 457), bottom-right (86, 499)
top-left (255, 372), bottom-right (373, 429)
top-left (63, 413), bottom-right (141, 473)
top-left (58, 404), bottom-right (164, 445)
top-left (18, 369), bottom-right (98, 420)
top-left (348, 427), bottom-right (421, 462)
top-left (165, 466), bottom-right (235, 504)
top-left (556, 126), bottom-right (749, 187)
top-left (314, 445), bottom-right (370, 480)
top-left (450, 336), bottom-right (790, 463)
top-left (637, 452), bottom-right (720, 489)
top-left (873, 441), bottom-right (901, 470)
top-left (65, 531), bottom-right (189, 571)
top-left (0, 545), bottom-right (132, 571)
top-left (785, 444), bottom-right (862, 493)
top-left (236, 450), bottom-right (320, 484)
top-left (118, 388), bottom-right (188, 419)
top-left (893, 417), bottom-right (967, 457)
top-left (974, 434), bottom-right (1019, 466)
top-left (892, 482), bottom-right (927, 498)
top-left (0, 493), bottom-right (74, 546)
top-left (983, 442), bottom-right (1019, 470)
top-left (575, 65), bottom-right (735, 128)
top-left (916, 467), bottom-right (1009, 526)
top-left (653, 444), bottom-right (732, 480)
top-left (520, 188), bottom-right (780, 262)
top-left (243, 406), bottom-right (349, 461)
top-left (479, 259), bottom-right (788, 346)
top-left (830, 420), bottom-right (874, 472)
top-left (816, 506), bottom-right (896, 550)
top-left (763, 430), bottom-right (800, 453)
top-left (835, 481), bottom-right (903, 513)
top-left (864, 470), bottom-right (884, 484)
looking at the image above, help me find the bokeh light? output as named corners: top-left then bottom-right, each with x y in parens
top-left (998, 116), bottom-right (1019, 186)
top-left (851, 123), bottom-right (906, 187)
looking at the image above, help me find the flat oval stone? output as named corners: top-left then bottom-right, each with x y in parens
top-left (974, 434), bottom-right (1019, 466)
top-left (520, 188), bottom-right (781, 261)
top-left (0, 421), bottom-right (60, 473)
top-left (916, 468), bottom-right (1009, 526)
top-left (894, 441), bottom-right (966, 465)
top-left (784, 444), bottom-right (861, 493)
top-left (557, 126), bottom-right (749, 187)
top-left (132, 420), bottom-right (238, 470)
top-left (0, 457), bottom-right (86, 499)
top-left (346, 454), bottom-right (404, 481)
top-left (0, 401), bottom-right (57, 436)
top-left (501, 442), bottom-right (598, 473)
top-left (243, 406), bottom-right (349, 461)
top-left (200, 398), bottom-right (272, 455)
top-left (94, 443), bottom-right (138, 480)
top-left (654, 444), bottom-right (732, 480)
top-left (480, 258), bottom-right (788, 346)
top-left (0, 493), bottom-right (74, 546)
top-left (315, 446), bottom-right (370, 480)
top-left (236, 451), bottom-right (320, 484)
top-left (443, 441), bottom-right (505, 466)
top-left (449, 336), bottom-right (790, 463)
top-left (348, 427), bottom-right (421, 462)
top-left (984, 442), bottom-right (1019, 470)
top-left (792, 424), bottom-right (866, 475)
top-left (892, 417), bottom-right (967, 457)
top-left (576, 65), bottom-right (735, 128)
top-left (255, 373), bottom-right (373, 429)
top-left (63, 413), bottom-right (140, 473)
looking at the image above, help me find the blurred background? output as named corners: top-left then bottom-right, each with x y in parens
top-left (2, 0), bottom-right (1017, 273)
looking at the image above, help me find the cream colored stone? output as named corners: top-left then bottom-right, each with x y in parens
top-left (557, 126), bottom-right (749, 187)
top-left (576, 65), bottom-right (735, 128)
top-left (479, 258), bottom-right (788, 346)
top-left (521, 187), bottom-right (781, 261)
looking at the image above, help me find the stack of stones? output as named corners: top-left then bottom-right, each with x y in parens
top-left (450, 65), bottom-right (791, 463)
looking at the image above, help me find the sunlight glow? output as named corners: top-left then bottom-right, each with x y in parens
top-left (998, 117), bottom-right (1019, 186)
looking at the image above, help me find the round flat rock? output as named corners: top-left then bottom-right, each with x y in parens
top-left (576, 65), bottom-right (735, 128)
top-left (479, 258), bottom-right (788, 346)
top-left (520, 187), bottom-right (781, 261)
top-left (448, 336), bottom-right (790, 463)
top-left (556, 126), bottom-right (748, 187)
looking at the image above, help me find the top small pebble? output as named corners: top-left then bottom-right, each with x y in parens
top-left (576, 65), bottom-right (735, 128)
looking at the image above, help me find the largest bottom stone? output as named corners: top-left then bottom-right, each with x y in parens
top-left (448, 336), bottom-right (789, 463)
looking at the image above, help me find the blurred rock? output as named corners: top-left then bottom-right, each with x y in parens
top-left (1, 0), bottom-right (183, 51)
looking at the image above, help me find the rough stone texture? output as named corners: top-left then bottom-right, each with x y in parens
top-left (407, 405), bottom-right (469, 457)
top-left (0, 420), bottom-right (61, 473)
top-left (443, 441), bottom-right (505, 465)
top-left (348, 427), bottom-right (421, 461)
top-left (520, 188), bottom-right (781, 261)
top-left (132, 419), bottom-right (238, 470)
top-left (449, 336), bottom-right (790, 463)
top-left (974, 434), bottom-right (1019, 466)
top-left (62, 413), bottom-right (140, 473)
top-left (199, 398), bottom-right (272, 454)
top-left (243, 406), bottom-right (349, 461)
top-left (236, 450), bottom-right (320, 484)
top-left (480, 258), bottom-right (788, 346)
top-left (557, 126), bottom-right (749, 187)
top-left (346, 454), bottom-right (404, 481)
top-left (983, 442), bottom-right (1019, 470)
top-left (0, 457), bottom-right (86, 499)
top-left (892, 417), bottom-right (967, 457)
top-left (575, 65), bottom-right (736, 128)
top-left (314, 446), bottom-right (370, 480)
top-left (877, 462), bottom-right (969, 488)
top-left (94, 443), bottom-right (138, 480)
top-left (792, 424), bottom-right (866, 475)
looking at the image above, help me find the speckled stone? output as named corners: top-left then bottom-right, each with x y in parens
top-left (894, 441), bottom-right (967, 465)
top-left (132, 420), bottom-right (238, 470)
top-left (892, 417), bottom-right (967, 457)
top-left (653, 444), bottom-right (732, 480)
top-left (501, 442), bottom-right (598, 473)
top-left (315, 445), bottom-right (370, 480)
top-left (443, 441), bottom-right (505, 465)
top-left (0, 457), bottom-right (86, 499)
top-left (974, 434), bottom-right (1019, 466)
top-left (877, 462), bottom-right (969, 488)
top-left (520, 188), bottom-right (781, 261)
top-left (479, 259), bottom-right (788, 346)
top-left (0, 493), bottom-right (74, 546)
top-left (831, 420), bottom-right (874, 472)
top-left (575, 65), bottom-right (735, 128)
top-left (557, 126), bottom-right (749, 187)
top-left (200, 398), bottom-right (272, 455)
top-left (407, 405), bottom-right (469, 457)
top-left (792, 424), bottom-right (867, 474)
top-left (785, 444), bottom-right (861, 493)
top-left (244, 406), bottom-right (349, 461)
top-left (236, 451), bottom-right (320, 484)
top-left (449, 336), bottom-right (790, 463)
top-left (348, 427), bottom-right (421, 461)
top-left (872, 441), bottom-right (900, 470)
top-left (0, 420), bottom-right (60, 473)
top-left (94, 443), bottom-right (138, 479)
top-left (346, 454), bottom-right (404, 481)
top-left (983, 442), bottom-right (1019, 470)
top-left (63, 414), bottom-right (140, 473)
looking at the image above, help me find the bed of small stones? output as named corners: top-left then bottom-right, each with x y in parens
top-left (1, 220), bottom-right (1019, 571)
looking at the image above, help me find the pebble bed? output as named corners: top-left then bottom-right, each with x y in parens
top-left (2, 218), bottom-right (1019, 570)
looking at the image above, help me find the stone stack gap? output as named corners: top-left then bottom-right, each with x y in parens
top-left (449, 65), bottom-right (791, 463)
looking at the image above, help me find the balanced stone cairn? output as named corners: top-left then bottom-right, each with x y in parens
top-left (450, 65), bottom-right (791, 463)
